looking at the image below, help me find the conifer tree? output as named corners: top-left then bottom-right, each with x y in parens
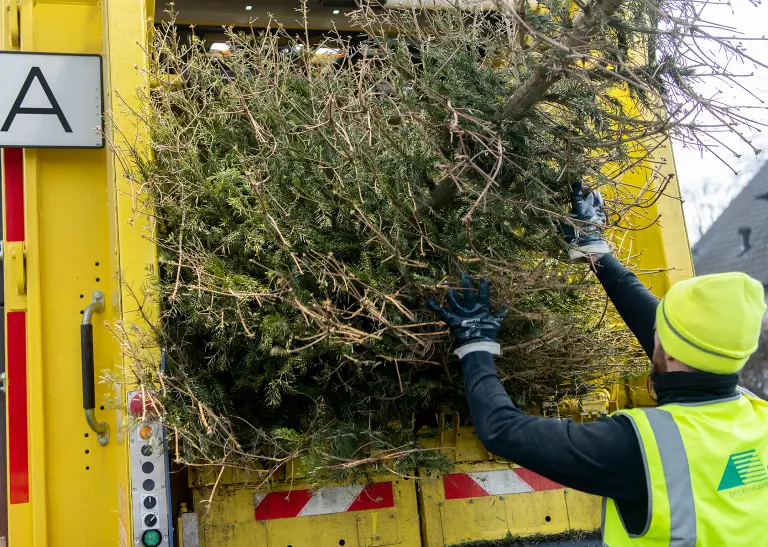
top-left (122, 0), bottom-right (766, 480)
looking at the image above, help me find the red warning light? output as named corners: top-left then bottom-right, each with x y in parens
top-left (129, 393), bottom-right (158, 417)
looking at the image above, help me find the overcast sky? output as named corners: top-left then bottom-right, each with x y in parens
top-left (672, 0), bottom-right (768, 244)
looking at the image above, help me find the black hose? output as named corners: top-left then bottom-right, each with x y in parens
top-left (81, 324), bottom-right (95, 410)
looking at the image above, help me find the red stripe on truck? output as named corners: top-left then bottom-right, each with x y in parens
top-left (8, 311), bottom-right (29, 504)
top-left (346, 482), bottom-right (394, 512)
top-left (3, 148), bottom-right (25, 242)
top-left (254, 489), bottom-right (313, 520)
top-left (444, 473), bottom-right (491, 500)
top-left (512, 468), bottom-right (563, 491)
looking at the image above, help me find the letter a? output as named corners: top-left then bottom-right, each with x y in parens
top-left (1, 67), bottom-right (72, 133)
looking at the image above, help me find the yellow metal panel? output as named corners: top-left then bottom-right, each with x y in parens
top-left (607, 138), bottom-right (693, 296)
top-left (101, 0), bottom-right (160, 378)
top-left (504, 491), bottom-right (569, 536)
top-left (193, 477), bottom-right (421, 547)
top-left (418, 460), bottom-right (599, 547)
top-left (564, 489), bottom-right (601, 531)
top-left (36, 148), bottom-right (118, 546)
top-left (357, 509), bottom-right (400, 546)
top-left (101, 0), bottom-right (158, 542)
top-left (438, 495), bottom-right (509, 544)
top-left (417, 412), bottom-right (491, 463)
top-left (0, 0), bottom-right (152, 545)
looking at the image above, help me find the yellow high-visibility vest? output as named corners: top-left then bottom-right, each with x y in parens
top-left (602, 392), bottom-right (768, 546)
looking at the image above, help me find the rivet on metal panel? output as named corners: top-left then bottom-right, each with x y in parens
top-left (261, 520), bottom-right (266, 525)
top-left (204, 525), bottom-right (209, 530)
top-left (469, 499), bottom-right (474, 504)
top-left (499, 496), bottom-right (504, 500)
top-left (564, 489), bottom-right (569, 493)
top-left (391, 513), bottom-right (396, 518)
top-left (357, 517), bottom-right (362, 521)
top-left (439, 502), bottom-right (444, 506)
top-left (376, 537), bottom-right (380, 541)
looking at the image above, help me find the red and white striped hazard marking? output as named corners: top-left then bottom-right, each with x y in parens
top-left (254, 482), bottom-right (394, 520)
top-left (443, 468), bottom-right (563, 500)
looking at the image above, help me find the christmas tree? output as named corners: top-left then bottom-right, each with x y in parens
top-left (122, 1), bottom-right (765, 482)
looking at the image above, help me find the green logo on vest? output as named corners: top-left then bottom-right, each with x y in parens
top-left (718, 449), bottom-right (768, 491)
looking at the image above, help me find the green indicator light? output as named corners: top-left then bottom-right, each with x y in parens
top-left (142, 529), bottom-right (162, 547)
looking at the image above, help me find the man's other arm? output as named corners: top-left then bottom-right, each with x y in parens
top-left (593, 254), bottom-right (659, 359)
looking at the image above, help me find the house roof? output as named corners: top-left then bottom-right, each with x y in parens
top-left (692, 160), bottom-right (768, 285)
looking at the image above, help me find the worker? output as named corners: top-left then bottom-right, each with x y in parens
top-left (427, 183), bottom-right (768, 546)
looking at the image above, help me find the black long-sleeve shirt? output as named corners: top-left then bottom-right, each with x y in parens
top-left (463, 254), bottom-right (740, 534)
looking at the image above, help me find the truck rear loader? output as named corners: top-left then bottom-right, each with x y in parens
top-left (0, 1), bottom-right (693, 546)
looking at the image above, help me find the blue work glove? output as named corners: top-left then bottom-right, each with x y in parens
top-left (426, 274), bottom-right (508, 358)
top-left (560, 182), bottom-right (611, 263)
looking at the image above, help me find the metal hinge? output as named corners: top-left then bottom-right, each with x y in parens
top-left (7, 241), bottom-right (26, 296)
top-left (5, 0), bottom-right (20, 48)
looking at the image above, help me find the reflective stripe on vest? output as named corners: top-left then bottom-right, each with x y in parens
top-left (643, 409), bottom-right (696, 547)
top-left (602, 408), bottom-right (697, 547)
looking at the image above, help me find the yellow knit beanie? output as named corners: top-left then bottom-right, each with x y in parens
top-left (655, 272), bottom-right (766, 374)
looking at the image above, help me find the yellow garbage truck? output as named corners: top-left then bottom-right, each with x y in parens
top-left (0, 1), bottom-right (692, 546)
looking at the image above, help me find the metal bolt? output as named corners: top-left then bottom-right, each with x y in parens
top-left (564, 489), bottom-right (569, 494)
top-left (439, 502), bottom-right (444, 506)
top-left (227, 524), bottom-right (233, 528)
top-left (98, 436), bottom-right (108, 446)
top-left (94, 291), bottom-right (104, 300)
top-left (261, 520), bottom-right (266, 525)
top-left (376, 537), bottom-right (381, 541)
top-left (132, 488), bottom-right (137, 493)
top-left (499, 496), bottom-right (504, 500)
top-left (204, 525), bottom-right (209, 530)
top-left (357, 517), bottom-right (362, 521)
top-left (390, 513), bottom-right (396, 518)
top-left (469, 499), bottom-right (474, 504)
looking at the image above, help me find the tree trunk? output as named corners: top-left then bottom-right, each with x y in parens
top-left (425, 0), bottom-right (626, 212)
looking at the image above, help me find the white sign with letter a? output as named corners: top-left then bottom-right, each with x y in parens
top-left (0, 52), bottom-right (103, 148)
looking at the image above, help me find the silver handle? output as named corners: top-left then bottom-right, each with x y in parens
top-left (82, 291), bottom-right (109, 446)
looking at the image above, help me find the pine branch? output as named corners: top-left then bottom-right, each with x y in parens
top-left (426, 0), bottom-right (627, 211)
top-left (114, 1), bottom-right (765, 482)
top-left (501, 0), bottom-right (626, 121)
